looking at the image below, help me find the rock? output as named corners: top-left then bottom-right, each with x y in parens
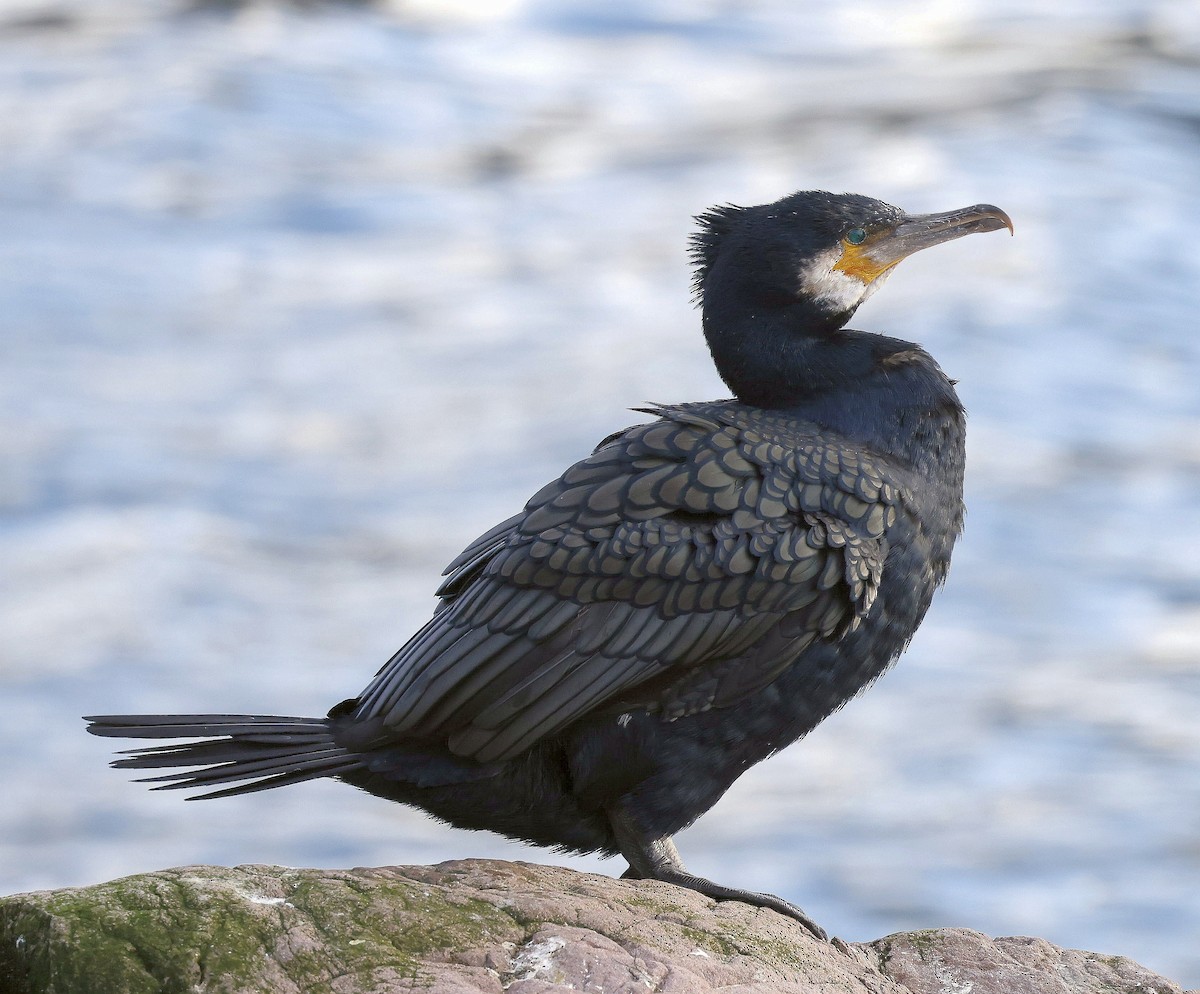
top-left (0, 859), bottom-right (1187, 994)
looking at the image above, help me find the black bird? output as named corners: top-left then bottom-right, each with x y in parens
top-left (87, 190), bottom-right (1011, 940)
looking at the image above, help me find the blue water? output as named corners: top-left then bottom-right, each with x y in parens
top-left (3, 0), bottom-right (1200, 985)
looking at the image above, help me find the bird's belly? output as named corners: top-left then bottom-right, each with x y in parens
top-left (561, 557), bottom-right (942, 841)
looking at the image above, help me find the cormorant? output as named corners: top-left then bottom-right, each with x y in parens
top-left (87, 190), bottom-right (1012, 940)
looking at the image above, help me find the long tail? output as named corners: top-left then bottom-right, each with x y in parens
top-left (84, 714), bottom-right (365, 800)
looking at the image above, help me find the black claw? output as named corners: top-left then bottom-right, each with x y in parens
top-left (712, 884), bottom-right (828, 941)
top-left (658, 869), bottom-right (827, 940)
top-left (613, 812), bottom-right (828, 941)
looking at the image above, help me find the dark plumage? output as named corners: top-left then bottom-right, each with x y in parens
top-left (87, 190), bottom-right (1011, 939)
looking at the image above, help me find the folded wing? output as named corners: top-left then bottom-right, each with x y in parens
top-left (353, 403), bottom-right (903, 763)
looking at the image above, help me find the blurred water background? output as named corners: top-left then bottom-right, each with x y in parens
top-left (3, 0), bottom-right (1200, 984)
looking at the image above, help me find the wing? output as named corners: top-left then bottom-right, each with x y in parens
top-left (353, 403), bottom-right (904, 764)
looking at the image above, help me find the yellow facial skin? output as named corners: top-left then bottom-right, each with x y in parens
top-left (832, 237), bottom-right (898, 285)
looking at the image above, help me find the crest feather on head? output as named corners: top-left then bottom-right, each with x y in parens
top-left (688, 203), bottom-right (743, 304)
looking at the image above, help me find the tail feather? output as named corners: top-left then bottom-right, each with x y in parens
top-left (86, 714), bottom-right (329, 743)
top-left (84, 713), bottom-right (364, 801)
top-left (111, 741), bottom-right (310, 768)
top-left (132, 747), bottom-right (351, 786)
top-left (137, 744), bottom-right (350, 792)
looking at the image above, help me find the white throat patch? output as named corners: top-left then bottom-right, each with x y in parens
top-left (798, 246), bottom-right (890, 314)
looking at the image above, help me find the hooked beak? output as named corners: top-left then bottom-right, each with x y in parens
top-left (834, 204), bottom-right (1013, 283)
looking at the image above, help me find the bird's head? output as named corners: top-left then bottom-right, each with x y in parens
top-left (692, 190), bottom-right (1012, 329)
top-left (691, 190), bottom-right (1012, 407)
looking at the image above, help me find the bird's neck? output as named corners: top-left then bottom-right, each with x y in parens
top-left (703, 309), bottom-right (965, 478)
top-left (702, 304), bottom-right (862, 408)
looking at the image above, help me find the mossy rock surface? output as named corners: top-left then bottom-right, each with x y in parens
top-left (0, 859), bottom-right (1187, 993)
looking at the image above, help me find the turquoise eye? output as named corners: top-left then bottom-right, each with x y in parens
top-left (846, 227), bottom-right (867, 245)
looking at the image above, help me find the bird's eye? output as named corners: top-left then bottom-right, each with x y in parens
top-left (845, 227), bottom-right (868, 245)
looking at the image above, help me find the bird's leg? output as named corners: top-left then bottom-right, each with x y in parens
top-left (607, 807), bottom-right (827, 941)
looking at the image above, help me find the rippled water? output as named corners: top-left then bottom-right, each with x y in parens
top-left (3, 0), bottom-right (1200, 985)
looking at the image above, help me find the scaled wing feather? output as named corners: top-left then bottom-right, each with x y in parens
top-left (354, 403), bottom-right (903, 761)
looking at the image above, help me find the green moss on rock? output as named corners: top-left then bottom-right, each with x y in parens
top-left (903, 928), bottom-right (941, 961)
top-left (3, 870), bottom-right (269, 994)
top-left (0, 865), bottom-right (520, 994)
